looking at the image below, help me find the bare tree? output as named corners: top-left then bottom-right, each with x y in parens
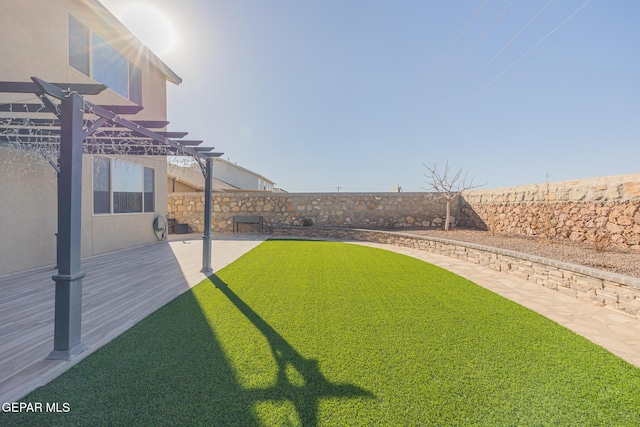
top-left (422, 162), bottom-right (483, 231)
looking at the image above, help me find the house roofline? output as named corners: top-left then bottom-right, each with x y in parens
top-left (86, 0), bottom-right (182, 85)
top-left (167, 173), bottom-right (240, 191)
top-left (213, 158), bottom-right (277, 185)
top-left (167, 173), bottom-right (203, 191)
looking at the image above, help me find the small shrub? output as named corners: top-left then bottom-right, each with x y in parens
top-left (302, 218), bottom-right (313, 227)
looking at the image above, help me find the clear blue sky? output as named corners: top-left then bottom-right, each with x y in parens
top-left (100, 0), bottom-right (639, 192)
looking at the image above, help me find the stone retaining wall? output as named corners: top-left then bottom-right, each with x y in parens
top-left (168, 192), bottom-right (457, 233)
top-left (460, 174), bottom-right (640, 251)
top-left (271, 226), bottom-right (640, 319)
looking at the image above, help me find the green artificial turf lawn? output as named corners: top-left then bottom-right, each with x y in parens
top-left (5, 240), bottom-right (640, 426)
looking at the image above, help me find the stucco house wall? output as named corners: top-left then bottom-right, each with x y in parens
top-left (0, 148), bottom-right (58, 274)
top-left (0, 0), bottom-right (177, 275)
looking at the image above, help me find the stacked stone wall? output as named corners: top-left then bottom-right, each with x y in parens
top-left (460, 174), bottom-right (640, 251)
top-left (168, 192), bottom-right (458, 233)
top-left (271, 226), bottom-right (640, 319)
top-left (167, 193), bottom-right (205, 232)
top-left (168, 174), bottom-right (640, 251)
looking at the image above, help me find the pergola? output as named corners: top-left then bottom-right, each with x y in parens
top-left (0, 77), bottom-right (221, 359)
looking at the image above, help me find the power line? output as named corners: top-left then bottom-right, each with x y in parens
top-left (439, 0), bottom-right (556, 111)
top-left (454, 0), bottom-right (593, 114)
top-left (450, 0), bottom-right (518, 77)
top-left (426, 0), bottom-right (488, 83)
top-left (429, 0), bottom-right (517, 102)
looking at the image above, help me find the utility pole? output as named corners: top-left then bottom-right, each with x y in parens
top-left (335, 186), bottom-right (342, 192)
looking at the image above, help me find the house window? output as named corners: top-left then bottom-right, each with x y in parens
top-left (68, 14), bottom-right (142, 104)
top-left (68, 15), bottom-right (90, 76)
top-left (93, 158), bottom-right (155, 214)
top-left (129, 63), bottom-right (143, 105)
top-left (93, 157), bottom-right (111, 214)
top-left (92, 34), bottom-right (129, 99)
top-left (112, 160), bottom-right (143, 213)
top-left (144, 167), bottom-right (155, 213)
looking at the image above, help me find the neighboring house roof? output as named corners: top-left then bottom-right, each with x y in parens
top-left (213, 158), bottom-right (277, 185)
top-left (86, 0), bottom-right (182, 85)
top-left (167, 162), bottom-right (281, 192)
top-left (168, 164), bottom-right (239, 192)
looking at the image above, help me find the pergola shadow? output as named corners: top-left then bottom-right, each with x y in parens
top-left (206, 274), bottom-right (375, 426)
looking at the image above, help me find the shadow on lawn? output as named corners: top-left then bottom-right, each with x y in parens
top-left (206, 274), bottom-right (374, 427)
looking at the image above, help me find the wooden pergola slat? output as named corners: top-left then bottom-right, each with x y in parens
top-left (0, 118), bottom-right (171, 129)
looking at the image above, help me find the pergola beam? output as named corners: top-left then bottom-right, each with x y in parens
top-left (131, 120), bottom-right (169, 128)
top-left (0, 103), bottom-right (143, 115)
top-left (0, 129), bottom-right (188, 139)
top-left (156, 131), bottom-right (188, 138)
top-left (0, 118), bottom-right (170, 128)
top-left (0, 81), bottom-right (107, 95)
top-left (0, 103), bottom-right (54, 113)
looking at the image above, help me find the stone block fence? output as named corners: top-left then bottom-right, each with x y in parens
top-left (459, 174), bottom-right (640, 251)
top-left (168, 192), bottom-right (458, 233)
top-left (168, 173), bottom-right (640, 252)
top-left (270, 226), bottom-right (640, 319)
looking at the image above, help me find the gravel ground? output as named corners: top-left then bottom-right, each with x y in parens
top-left (406, 229), bottom-right (640, 279)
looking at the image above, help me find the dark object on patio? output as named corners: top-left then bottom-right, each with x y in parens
top-left (173, 223), bottom-right (189, 234)
top-left (233, 215), bottom-right (264, 233)
top-left (167, 218), bottom-right (178, 234)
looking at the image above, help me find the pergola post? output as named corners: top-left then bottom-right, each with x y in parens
top-left (201, 156), bottom-right (213, 274)
top-left (47, 92), bottom-right (86, 360)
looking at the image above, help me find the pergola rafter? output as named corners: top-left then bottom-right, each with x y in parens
top-left (0, 77), bottom-right (221, 360)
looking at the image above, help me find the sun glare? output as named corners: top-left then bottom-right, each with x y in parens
top-left (119, 3), bottom-right (176, 56)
